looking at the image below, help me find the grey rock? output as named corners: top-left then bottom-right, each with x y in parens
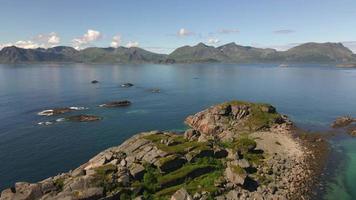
top-left (129, 163), bottom-right (145, 179)
top-left (225, 165), bottom-right (247, 186)
top-left (170, 188), bottom-right (193, 200)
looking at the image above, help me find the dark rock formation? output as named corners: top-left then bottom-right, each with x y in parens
top-left (99, 100), bottom-right (131, 108)
top-left (37, 107), bottom-right (80, 116)
top-left (121, 83), bottom-right (134, 88)
top-left (65, 115), bottom-right (102, 122)
top-left (331, 116), bottom-right (355, 128)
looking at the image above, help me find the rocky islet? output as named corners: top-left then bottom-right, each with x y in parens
top-left (2, 101), bottom-right (328, 200)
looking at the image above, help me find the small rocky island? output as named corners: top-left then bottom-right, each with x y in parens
top-left (0, 101), bottom-right (326, 200)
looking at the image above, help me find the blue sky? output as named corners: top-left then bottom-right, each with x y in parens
top-left (0, 0), bottom-right (356, 53)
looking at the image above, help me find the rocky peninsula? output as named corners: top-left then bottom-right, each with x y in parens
top-left (0, 101), bottom-right (327, 200)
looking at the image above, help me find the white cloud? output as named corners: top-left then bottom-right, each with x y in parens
top-left (0, 32), bottom-right (61, 50)
top-left (177, 28), bottom-right (194, 37)
top-left (273, 29), bottom-right (295, 34)
top-left (218, 29), bottom-right (240, 34)
top-left (126, 41), bottom-right (139, 48)
top-left (72, 29), bottom-right (102, 49)
top-left (14, 40), bottom-right (41, 49)
top-left (110, 34), bottom-right (121, 48)
top-left (207, 38), bottom-right (220, 45)
top-left (47, 32), bottom-right (60, 45)
top-left (34, 32), bottom-right (60, 47)
top-left (0, 43), bottom-right (13, 50)
top-left (342, 41), bottom-right (356, 53)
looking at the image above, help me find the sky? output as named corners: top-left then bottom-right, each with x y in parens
top-left (0, 0), bottom-right (356, 53)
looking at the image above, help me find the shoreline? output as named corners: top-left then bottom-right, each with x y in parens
top-left (0, 101), bottom-right (331, 200)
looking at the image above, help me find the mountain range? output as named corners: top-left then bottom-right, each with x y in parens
top-left (0, 42), bottom-right (355, 64)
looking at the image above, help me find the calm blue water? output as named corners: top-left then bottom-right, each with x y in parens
top-left (0, 63), bottom-right (355, 198)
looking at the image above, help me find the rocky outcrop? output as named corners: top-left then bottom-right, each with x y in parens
top-left (121, 83), bottom-right (134, 88)
top-left (99, 100), bottom-right (131, 108)
top-left (331, 116), bottom-right (355, 128)
top-left (331, 116), bottom-right (356, 136)
top-left (65, 115), bottom-right (102, 122)
top-left (185, 101), bottom-right (293, 141)
top-left (37, 107), bottom-right (79, 116)
top-left (0, 101), bottom-right (321, 200)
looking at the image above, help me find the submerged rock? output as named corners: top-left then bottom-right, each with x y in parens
top-left (150, 88), bottom-right (160, 93)
top-left (121, 83), bottom-right (134, 87)
top-left (37, 107), bottom-right (86, 116)
top-left (99, 100), bottom-right (131, 108)
top-left (65, 115), bottom-right (102, 122)
top-left (331, 116), bottom-right (355, 128)
top-left (91, 80), bottom-right (99, 84)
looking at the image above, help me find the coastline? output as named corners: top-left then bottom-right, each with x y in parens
top-left (0, 101), bottom-right (330, 200)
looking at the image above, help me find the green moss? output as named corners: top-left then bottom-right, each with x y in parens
top-left (222, 101), bottom-right (281, 131)
top-left (144, 134), bottom-right (211, 155)
top-left (219, 136), bottom-right (256, 153)
top-left (53, 177), bottom-right (65, 191)
top-left (256, 174), bottom-right (273, 186)
top-left (231, 165), bottom-right (246, 175)
top-left (185, 170), bottom-right (223, 193)
top-left (244, 152), bottom-right (264, 165)
top-left (158, 155), bottom-right (179, 166)
top-left (158, 163), bottom-right (211, 186)
top-left (94, 164), bottom-right (117, 176)
top-left (93, 164), bottom-right (120, 195)
top-left (154, 168), bottom-right (224, 199)
top-left (153, 185), bottom-right (183, 199)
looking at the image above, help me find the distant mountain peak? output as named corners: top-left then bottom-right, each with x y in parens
top-left (1, 42), bottom-right (355, 64)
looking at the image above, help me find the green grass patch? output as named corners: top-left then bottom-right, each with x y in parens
top-left (94, 164), bottom-right (117, 176)
top-left (53, 177), bottom-right (65, 191)
top-left (144, 134), bottom-right (211, 155)
top-left (222, 101), bottom-right (281, 131)
top-left (231, 165), bottom-right (246, 175)
top-left (93, 164), bottom-right (120, 195)
top-left (219, 136), bottom-right (256, 153)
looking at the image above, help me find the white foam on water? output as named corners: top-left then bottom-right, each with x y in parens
top-left (56, 118), bottom-right (65, 122)
top-left (38, 121), bottom-right (53, 126)
top-left (69, 106), bottom-right (87, 110)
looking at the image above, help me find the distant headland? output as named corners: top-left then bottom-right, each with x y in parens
top-left (0, 42), bottom-right (356, 64)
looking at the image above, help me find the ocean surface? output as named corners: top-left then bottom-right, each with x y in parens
top-left (0, 63), bottom-right (355, 199)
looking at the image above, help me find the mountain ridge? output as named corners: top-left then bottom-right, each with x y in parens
top-left (1, 42), bottom-right (355, 64)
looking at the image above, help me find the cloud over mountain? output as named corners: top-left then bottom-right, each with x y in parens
top-left (110, 34), bottom-right (121, 48)
top-left (72, 29), bottom-right (102, 49)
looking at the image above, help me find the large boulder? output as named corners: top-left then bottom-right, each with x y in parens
top-left (129, 163), bottom-right (146, 179)
top-left (170, 188), bottom-right (193, 200)
top-left (0, 182), bottom-right (43, 200)
top-left (331, 116), bottom-right (355, 128)
top-left (66, 115), bottom-right (102, 122)
top-left (185, 101), bottom-right (287, 140)
top-left (225, 165), bottom-right (247, 186)
top-left (99, 100), bottom-right (131, 108)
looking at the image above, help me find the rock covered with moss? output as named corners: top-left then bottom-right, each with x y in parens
top-left (0, 101), bottom-right (316, 200)
top-left (185, 101), bottom-right (293, 141)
